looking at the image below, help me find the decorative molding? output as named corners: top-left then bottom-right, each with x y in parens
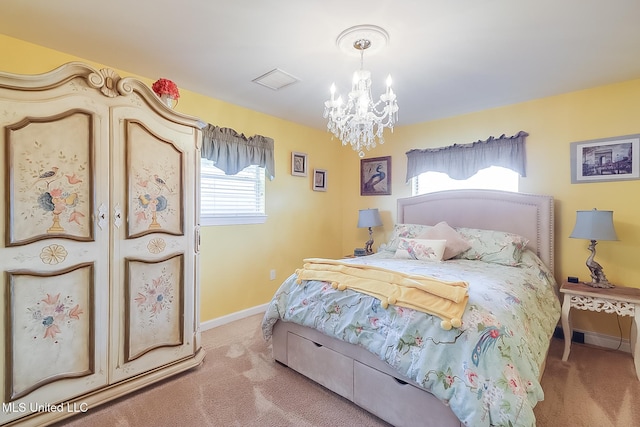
top-left (98, 68), bottom-right (120, 98)
top-left (147, 238), bottom-right (166, 254)
top-left (39, 244), bottom-right (68, 265)
top-left (569, 295), bottom-right (635, 317)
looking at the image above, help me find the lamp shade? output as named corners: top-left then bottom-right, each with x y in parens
top-left (569, 209), bottom-right (618, 241)
top-left (357, 208), bottom-right (382, 228)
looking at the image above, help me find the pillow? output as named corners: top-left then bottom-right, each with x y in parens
top-left (453, 227), bottom-right (529, 266)
top-left (417, 221), bottom-right (471, 260)
top-left (394, 238), bottom-right (447, 261)
top-left (380, 223), bottom-right (432, 252)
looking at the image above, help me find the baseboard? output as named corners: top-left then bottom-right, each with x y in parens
top-left (583, 329), bottom-right (631, 353)
top-left (554, 326), bottom-right (630, 353)
top-left (200, 303), bottom-right (269, 331)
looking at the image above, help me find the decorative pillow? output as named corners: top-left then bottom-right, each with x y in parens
top-left (394, 238), bottom-right (447, 261)
top-left (417, 221), bottom-right (471, 260)
top-left (453, 227), bottom-right (529, 266)
top-left (380, 223), bottom-right (432, 252)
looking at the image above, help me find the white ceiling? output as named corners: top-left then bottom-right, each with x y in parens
top-left (2, 1), bottom-right (640, 130)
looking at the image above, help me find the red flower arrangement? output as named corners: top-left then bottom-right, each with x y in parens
top-left (152, 78), bottom-right (180, 99)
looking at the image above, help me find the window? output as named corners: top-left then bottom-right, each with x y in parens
top-left (412, 166), bottom-right (519, 196)
top-left (200, 158), bottom-right (266, 225)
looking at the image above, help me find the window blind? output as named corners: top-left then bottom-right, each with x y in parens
top-left (200, 159), bottom-right (265, 218)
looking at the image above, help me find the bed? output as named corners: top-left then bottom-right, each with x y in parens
top-left (262, 189), bottom-right (560, 427)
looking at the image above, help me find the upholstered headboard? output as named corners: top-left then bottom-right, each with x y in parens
top-left (397, 190), bottom-right (555, 274)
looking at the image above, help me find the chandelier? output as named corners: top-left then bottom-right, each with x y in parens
top-left (323, 25), bottom-right (398, 158)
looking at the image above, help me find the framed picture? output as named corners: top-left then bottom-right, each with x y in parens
top-left (6, 111), bottom-right (94, 246)
top-left (570, 134), bottom-right (640, 183)
top-left (291, 151), bottom-right (308, 177)
top-left (361, 156), bottom-right (391, 196)
top-left (313, 169), bottom-right (327, 191)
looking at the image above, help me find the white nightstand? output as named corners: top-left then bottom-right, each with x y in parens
top-left (560, 281), bottom-right (640, 380)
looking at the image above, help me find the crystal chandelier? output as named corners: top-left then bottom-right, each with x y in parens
top-left (324, 26), bottom-right (398, 158)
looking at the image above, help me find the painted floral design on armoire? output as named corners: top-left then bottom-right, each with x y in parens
top-left (0, 63), bottom-right (203, 426)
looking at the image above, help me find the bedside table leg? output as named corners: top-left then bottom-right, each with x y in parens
top-left (561, 294), bottom-right (572, 362)
top-left (632, 305), bottom-right (639, 380)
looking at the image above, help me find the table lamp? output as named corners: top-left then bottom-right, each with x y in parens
top-left (569, 208), bottom-right (618, 288)
top-left (357, 208), bottom-right (383, 255)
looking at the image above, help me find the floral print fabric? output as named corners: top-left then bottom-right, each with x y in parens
top-left (262, 250), bottom-right (560, 427)
top-left (454, 227), bottom-right (530, 266)
top-left (394, 238), bottom-right (447, 261)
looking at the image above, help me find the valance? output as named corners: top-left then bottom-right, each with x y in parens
top-left (201, 124), bottom-right (275, 180)
top-left (405, 131), bottom-right (528, 182)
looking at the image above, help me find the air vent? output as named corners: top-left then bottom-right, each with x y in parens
top-left (252, 68), bottom-right (299, 90)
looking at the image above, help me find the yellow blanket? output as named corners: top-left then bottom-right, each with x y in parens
top-left (296, 258), bottom-right (469, 330)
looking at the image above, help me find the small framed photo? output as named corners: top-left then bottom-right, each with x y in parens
top-left (313, 169), bottom-right (327, 191)
top-left (291, 151), bottom-right (308, 177)
top-left (361, 156), bottom-right (391, 196)
top-left (570, 134), bottom-right (640, 183)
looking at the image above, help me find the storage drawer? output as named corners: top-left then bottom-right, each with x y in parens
top-left (287, 332), bottom-right (354, 400)
top-left (354, 361), bottom-right (460, 427)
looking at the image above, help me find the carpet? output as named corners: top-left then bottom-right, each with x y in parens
top-left (52, 314), bottom-right (640, 426)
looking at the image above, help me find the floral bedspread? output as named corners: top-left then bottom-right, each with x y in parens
top-left (262, 250), bottom-right (561, 427)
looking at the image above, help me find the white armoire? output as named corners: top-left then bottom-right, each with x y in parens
top-left (0, 63), bottom-right (204, 426)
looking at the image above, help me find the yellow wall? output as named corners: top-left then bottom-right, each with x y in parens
top-left (2, 33), bottom-right (639, 337)
top-left (340, 81), bottom-right (640, 336)
top-left (0, 34), bottom-right (345, 322)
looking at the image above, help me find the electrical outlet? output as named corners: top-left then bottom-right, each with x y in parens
top-left (269, 269), bottom-right (276, 280)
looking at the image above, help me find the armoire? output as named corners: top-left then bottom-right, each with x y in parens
top-left (0, 62), bottom-right (205, 426)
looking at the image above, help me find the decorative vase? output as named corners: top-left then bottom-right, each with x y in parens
top-left (160, 94), bottom-right (175, 109)
top-left (47, 213), bottom-right (65, 233)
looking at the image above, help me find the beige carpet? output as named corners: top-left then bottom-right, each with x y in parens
top-left (52, 314), bottom-right (640, 427)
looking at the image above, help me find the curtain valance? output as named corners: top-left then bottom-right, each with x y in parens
top-left (405, 131), bottom-right (528, 182)
top-left (201, 124), bottom-right (275, 180)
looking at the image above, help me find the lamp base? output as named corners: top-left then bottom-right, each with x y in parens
top-left (583, 279), bottom-right (615, 289)
top-left (364, 226), bottom-right (374, 255)
top-left (364, 239), bottom-right (374, 255)
top-left (354, 248), bottom-right (367, 257)
top-left (584, 240), bottom-right (614, 288)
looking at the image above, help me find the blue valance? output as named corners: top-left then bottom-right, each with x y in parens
top-left (202, 124), bottom-right (275, 180)
top-left (405, 131), bottom-right (528, 181)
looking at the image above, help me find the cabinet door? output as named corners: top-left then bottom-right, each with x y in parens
top-left (0, 91), bottom-right (110, 424)
top-left (109, 106), bottom-right (199, 383)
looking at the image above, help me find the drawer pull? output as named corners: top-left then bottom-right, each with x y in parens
top-left (394, 377), bottom-right (408, 385)
top-left (313, 342), bottom-right (323, 348)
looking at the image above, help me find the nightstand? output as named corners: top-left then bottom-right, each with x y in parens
top-left (560, 281), bottom-right (640, 379)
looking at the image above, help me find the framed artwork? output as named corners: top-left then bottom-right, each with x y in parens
top-left (313, 169), bottom-right (327, 191)
top-left (361, 156), bottom-right (391, 196)
top-left (291, 151), bottom-right (308, 177)
top-left (124, 254), bottom-right (184, 362)
top-left (127, 120), bottom-right (184, 238)
top-left (570, 134), bottom-right (639, 183)
top-left (7, 263), bottom-right (93, 399)
top-left (6, 111), bottom-right (94, 246)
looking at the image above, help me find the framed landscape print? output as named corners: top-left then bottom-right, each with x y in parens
top-left (361, 156), bottom-right (391, 196)
top-left (570, 134), bottom-right (639, 183)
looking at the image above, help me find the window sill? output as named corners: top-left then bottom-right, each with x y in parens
top-left (201, 215), bottom-right (267, 226)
